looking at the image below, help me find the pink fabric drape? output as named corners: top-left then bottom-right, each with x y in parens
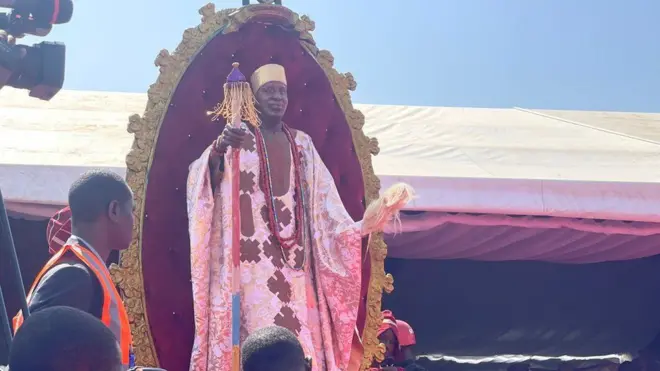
top-left (386, 212), bottom-right (660, 263)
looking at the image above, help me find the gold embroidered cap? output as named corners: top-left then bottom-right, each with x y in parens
top-left (250, 64), bottom-right (287, 93)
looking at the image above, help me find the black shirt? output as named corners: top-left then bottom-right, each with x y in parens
top-left (27, 254), bottom-right (104, 319)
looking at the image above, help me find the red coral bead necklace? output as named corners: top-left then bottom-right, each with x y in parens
top-left (254, 125), bottom-right (306, 255)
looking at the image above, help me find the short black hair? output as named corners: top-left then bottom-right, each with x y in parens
top-left (68, 169), bottom-right (132, 222)
top-left (242, 326), bottom-right (306, 371)
top-left (9, 306), bottom-right (121, 371)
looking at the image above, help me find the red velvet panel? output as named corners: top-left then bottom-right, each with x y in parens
top-left (140, 21), bottom-right (368, 371)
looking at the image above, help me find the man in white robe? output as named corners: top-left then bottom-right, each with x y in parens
top-left (187, 64), bottom-right (408, 371)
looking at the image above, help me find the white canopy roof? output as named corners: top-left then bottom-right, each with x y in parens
top-left (2, 89), bottom-right (660, 221)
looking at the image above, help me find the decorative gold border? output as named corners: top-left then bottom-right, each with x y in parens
top-left (112, 4), bottom-right (390, 370)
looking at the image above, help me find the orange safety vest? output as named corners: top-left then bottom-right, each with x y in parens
top-left (13, 240), bottom-right (133, 368)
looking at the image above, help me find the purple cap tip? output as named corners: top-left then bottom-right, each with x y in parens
top-left (226, 62), bottom-right (246, 83)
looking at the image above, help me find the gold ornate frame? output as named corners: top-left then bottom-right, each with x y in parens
top-left (111, 3), bottom-right (393, 370)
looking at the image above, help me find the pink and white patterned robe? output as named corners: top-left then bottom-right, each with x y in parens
top-left (187, 125), bottom-right (362, 371)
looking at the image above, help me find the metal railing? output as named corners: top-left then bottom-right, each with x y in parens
top-left (0, 188), bottom-right (29, 364)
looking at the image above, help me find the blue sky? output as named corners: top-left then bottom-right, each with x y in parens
top-left (28, 0), bottom-right (660, 112)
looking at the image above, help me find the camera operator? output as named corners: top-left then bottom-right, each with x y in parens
top-left (0, 0), bottom-right (71, 100)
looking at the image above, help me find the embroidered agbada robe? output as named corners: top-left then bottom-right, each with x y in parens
top-left (187, 124), bottom-right (362, 371)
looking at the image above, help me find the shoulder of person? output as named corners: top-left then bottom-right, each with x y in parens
top-left (40, 260), bottom-right (95, 286)
top-left (28, 258), bottom-right (100, 314)
top-left (290, 128), bottom-right (316, 149)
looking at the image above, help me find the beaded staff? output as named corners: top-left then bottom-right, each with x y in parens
top-left (207, 62), bottom-right (260, 371)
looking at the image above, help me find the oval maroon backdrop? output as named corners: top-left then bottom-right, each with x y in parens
top-left (139, 21), bottom-right (370, 371)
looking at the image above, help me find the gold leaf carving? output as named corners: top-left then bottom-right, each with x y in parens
top-left (383, 273), bottom-right (394, 294)
top-left (375, 342), bottom-right (387, 363)
top-left (295, 14), bottom-right (315, 33)
top-left (317, 50), bottom-right (334, 70)
top-left (118, 4), bottom-right (390, 369)
top-left (369, 137), bottom-right (380, 156)
top-left (344, 72), bottom-right (357, 92)
top-left (198, 3), bottom-right (215, 22)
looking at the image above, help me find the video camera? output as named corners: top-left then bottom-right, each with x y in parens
top-left (0, 0), bottom-right (73, 100)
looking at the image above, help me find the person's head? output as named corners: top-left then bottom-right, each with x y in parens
top-left (242, 326), bottom-right (310, 371)
top-left (9, 306), bottom-right (122, 371)
top-left (251, 64), bottom-right (288, 120)
top-left (68, 169), bottom-right (134, 252)
top-left (378, 311), bottom-right (400, 360)
top-left (47, 206), bottom-right (73, 255)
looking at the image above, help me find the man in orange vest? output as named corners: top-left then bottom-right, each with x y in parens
top-left (13, 169), bottom-right (135, 369)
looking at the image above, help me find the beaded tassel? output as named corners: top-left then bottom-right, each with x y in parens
top-left (207, 63), bottom-right (261, 128)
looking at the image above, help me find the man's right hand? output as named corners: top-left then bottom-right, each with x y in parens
top-left (209, 126), bottom-right (247, 178)
top-left (215, 126), bottom-right (247, 154)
